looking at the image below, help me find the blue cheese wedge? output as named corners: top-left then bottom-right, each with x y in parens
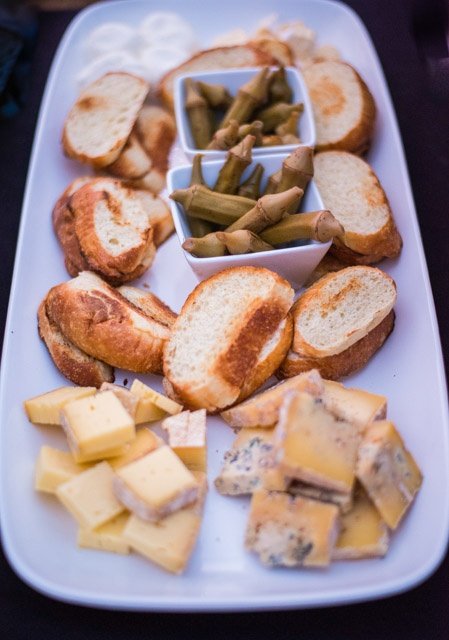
top-left (24, 386), bottom-right (96, 425)
top-left (77, 512), bottom-right (131, 555)
top-left (356, 420), bottom-right (423, 529)
top-left (113, 445), bottom-right (200, 521)
top-left (35, 445), bottom-right (89, 493)
top-left (322, 380), bottom-right (387, 432)
top-left (245, 489), bottom-right (339, 567)
top-left (288, 480), bottom-right (353, 513)
top-left (162, 409), bottom-right (207, 471)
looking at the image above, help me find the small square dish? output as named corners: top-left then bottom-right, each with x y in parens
top-left (167, 152), bottom-right (330, 288)
top-left (174, 67), bottom-right (315, 160)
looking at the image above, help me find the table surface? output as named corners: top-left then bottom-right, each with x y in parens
top-left (1, 1), bottom-right (449, 637)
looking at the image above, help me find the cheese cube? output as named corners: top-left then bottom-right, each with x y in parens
top-left (99, 382), bottom-right (138, 419)
top-left (35, 445), bottom-right (89, 493)
top-left (162, 409), bottom-right (206, 471)
top-left (356, 420), bottom-right (423, 529)
top-left (109, 428), bottom-right (161, 469)
top-left (322, 380), bottom-right (387, 432)
top-left (72, 443), bottom-right (130, 464)
top-left (333, 486), bottom-right (389, 560)
top-left (60, 391), bottom-right (135, 457)
top-left (24, 386), bottom-right (96, 425)
top-left (56, 461), bottom-right (125, 530)
top-left (122, 472), bottom-right (207, 573)
top-left (130, 379), bottom-right (183, 423)
top-left (245, 489), bottom-right (339, 567)
top-left (113, 446), bottom-right (200, 521)
top-left (288, 480), bottom-right (354, 513)
top-left (275, 391), bottom-right (359, 493)
top-left (78, 512), bottom-right (131, 555)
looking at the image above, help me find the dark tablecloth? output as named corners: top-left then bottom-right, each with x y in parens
top-left (1, 1), bottom-right (448, 637)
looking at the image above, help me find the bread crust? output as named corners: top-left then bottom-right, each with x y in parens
top-left (134, 106), bottom-right (176, 174)
top-left (107, 133), bottom-right (151, 180)
top-left (117, 285), bottom-right (177, 328)
top-left (278, 310), bottom-right (395, 380)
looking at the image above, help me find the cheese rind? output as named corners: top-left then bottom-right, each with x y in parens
top-left (56, 461), bottom-right (125, 529)
top-left (130, 379), bottom-right (183, 423)
top-left (24, 386), bottom-right (96, 425)
top-left (162, 409), bottom-right (207, 471)
top-left (113, 445), bottom-right (199, 521)
top-left (322, 380), bottom-right (387, 432)
top-left (356, 420), bottom-right (423, 529)
top-left (34, 445), bottom-right (89, 493)
top-left (77, 512), bottom-right (131, 555)
top-left (60, 391), bottom-right (136, 456)
top-left (245, 489), bottom-right (339, 567)
top-left (109, 428), bottom-right (160, 469)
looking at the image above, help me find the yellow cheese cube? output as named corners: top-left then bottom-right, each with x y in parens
top-left (60, 391), bottom-right (135, 457)
top-left (56, 461), bottom-right (125, 530)
top-left (245, 489), bottom-right (339, 567)
top-left (333, 486), bottom-right (389, 560)
top-left (35, 445), bottom-right (89, 493)
top-left (275, 391), bottom-right (359, 493)
top-left (122, 472), bottom-right (207, 573)
top-left (288, 480), bottom-right (354, 513)
top-left (99, 382), bottom-right (138, 419)
top-left (356, 421), bottom-right (423, 529)
top-left (71, 443), bottom-right (130, 464)
top-left (24, 386), bottom-right (96, 425)
top-left (322, 380), bottom-right (387, 432)
top-left (77, 512), bottom-right (131, 555)
top-left (130, 379), bottom-right (182, 423)
top-left (162, 409), bottom-right (206, 471)
top-left (113, 445), bottom-right (200, 521)
top-left (109, 428), bottom-right (161, 469)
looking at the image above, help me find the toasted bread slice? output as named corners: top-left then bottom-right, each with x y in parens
top-left (314, 151), bottom-right (402, 262)
top-left (69, 178), bottom-right (156, 284)
top-left (131, 191), bottom-right (174, 246)
top-left (124, 169), bottom-right (167, 196)
top-left (303, 60), bottom-right (376, 154)
top-left (38, 300), bottom-right (114, 388)
top-left (62, 72), bottom-right (149, 168)
top-left (107, 133), bottom-right (151, 180)
top-left (303, 253), bottom-right (347, 287)
top-left (117, 285), bottom-right (177, 328)
top-left (158, 45), bottom-right (276, 110)
top-left (45, 271), bottom-right (172, 374)
top-left (279, 310), bottom-right (395, 380)
top-left (163, 266), bottom-right (294, 412)
top-left (248, 37), bottom-right (293, 66)
top-left (134, 105), bottom-right (176, 174)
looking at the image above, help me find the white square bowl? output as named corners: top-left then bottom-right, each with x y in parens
top-left (174, 67), bottom-right (316, 160)
top-left (167, 152), bottom-right (331, 289)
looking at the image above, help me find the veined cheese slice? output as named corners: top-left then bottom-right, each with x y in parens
top-left (60, 391), bottom-right (135, 457)
top-left (122, 472), bottom-right (207, 574)
top-left (130, 379), bottom-right (183, 423)
top-left (245, 489), bottom-right (340, 567)
top-left (109, 428), bottom-right (161, 469)
top-left (356, 420), bottom-right (423, 529)
top-left (333, 486), bottom-right (389, 559)
top-left (34, 445), bottom-right (89, 493)
top-left (275, 391), bottom-right (359, 493)
top-left (162, 409), bottom-right (206, 471)
top-left (24, 386), bottom-right (96, 425)
top-left (288, 480), bottom-right (354, 513)
top-left (113, 445), bottom-right (199, 521)
top-left (56, 461), bottom-right (125, 530)
top-left (78, 512), bottom-right (131, 555)
top-left (322, 380), bottom-right (387, 432)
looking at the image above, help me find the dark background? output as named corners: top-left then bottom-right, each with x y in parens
top-left (1, 0), bottom-right (448, 637)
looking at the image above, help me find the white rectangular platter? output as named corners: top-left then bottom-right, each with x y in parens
top-left (1, 0), bottom-right (448, 611)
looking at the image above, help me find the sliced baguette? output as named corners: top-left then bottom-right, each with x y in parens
top-left (131, 190), bottom-right (174, 246)
top-left (107, 133), bottom-right (151, 180)
top-left (44, 271), bottom-right (172, 374)
top-left (117, 285), bottom-right (177, 328)
top-left (158, 45), bottom-right (277, 110)
top-left (134, 105), bottom-right (176, 174)
top-left (38, 299), bottom-right (114, 388)
top-left (125, 169), bottom-right (167, 196)
top-left (63, 72), bottom-right (149, 168)
top-left (313, 151), bottom-right (402, 262)
top-left (303, 60), bottom-right (376, 154)
top-left (163, 266), bottom-right (294, 412)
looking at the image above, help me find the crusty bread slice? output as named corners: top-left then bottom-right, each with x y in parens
top-left (313, 151), bottom-right (402, 262)
top-left (45, 271), bottom-right (172, 374)
top-left (158, 45), bottom-right (276, 110)
top-left (107, 133), bottom-right (151, 180)
top-left (248, 37), bottom-right (293, 66)
top-left (131, 190), bottom-right (174, 246)
top-left (117, 285), bottom-right (177, 328)
top-left (291, 266), bottom-right (396, 358)
top-left (38, 299), bottom-right (114, 388)
top-left (304, 253), bottom-right (347, 287)
top-left (69, 178), bottom-right (155, 284)
top-left (163, 266), bottom-right (294, 412)
top-left (221, 369), bottom-right (324, 429)
top-left (62, 72), bottom-right (149, 168)
top-left (124, 169), bottom-right (166, 196)
top-left (303, 60), bottom-right (376, 154)
top-left (279, 310), bottom-right (395, 380)
top-left (134, 105), bottom-right (176, 174)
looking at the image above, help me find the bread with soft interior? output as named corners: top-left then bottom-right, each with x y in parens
top-left (163, 266), bottom-right (294, 412)
top-left (63, 72), bottom-right (149, 168)
top-left (134, 105), bottom-right (176, 175)
top-left (303, 60), bottom-right (376, 154)
top-left (131, 190), bottom-right (174, 246)
top-left (313, 151), bottom-right (402, 264)
top-left (44, 271), bottom-right (172, 374)
top-left (158, 45), bottom-right (277, 110)
top-left (117, 285), bottom-right (177, 327)
top-left (107, 133), bottom-right (151, 180)
top-left (38, 299), bottom-right (114, 388)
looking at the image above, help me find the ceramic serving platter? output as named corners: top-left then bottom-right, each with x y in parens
top-left (1, 0), bottom-right (448, 611)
